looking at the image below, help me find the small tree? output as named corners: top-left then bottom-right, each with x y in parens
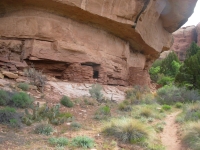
top-left (175, 50), bottom-right (200, 89)
top-left (186, 41), bottom-right (200, 59)
top-left (160, 51), bottom-right (180, 77)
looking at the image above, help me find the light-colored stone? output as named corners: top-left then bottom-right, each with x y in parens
top-left (48, 81), bottom-right (126, 102)
top-left (2, 71), bottom-right (18, 79)
top-left (0, 73), bottom-right (4, 79)
top-left (0, 79), bottom-right (9, 86)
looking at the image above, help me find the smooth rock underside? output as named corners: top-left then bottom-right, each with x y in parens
top-left (0, 0), bottom-right (197, 86)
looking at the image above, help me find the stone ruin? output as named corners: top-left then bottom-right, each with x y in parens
top-left (0, 0), bottom-right (197, 86)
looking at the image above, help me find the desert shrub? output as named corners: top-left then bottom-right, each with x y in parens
top-left (70, 122), bottom-right (82, 131)
top-left (0, 90), bottom-right (14, 106)
top-left (24, 66), bottom-right (46, 92)
top-left (17, 82), bottom-right (29, 91)
top-left (162, 105), bottom-right (171, 111)
top-left (154, 122), bottom-right (165, 133)
top-left (182, 122), bottom-right (200, 150)
top-left (60, 96), bottom-right (73, 108)
top-left (11, 92), bottom-right (33, 108)
top-left (23, 103), bottom-right (72, 126)
top-left (89, 84), bottom-right (103, 102)
top-left (175, 102), bottom-right (183, 108)
top-left (183, 104), bottom-right (200, 122)
top-left (140, 107), bottom-right (154, 118)
top-left (157, 85), bottom-right (200, 105)
top-left (48, 137), bottom-right (69, 147)
top-left (94, 105), bottom-right (111, 120)
top-left (0, 107), bottom-right (22, 127)
top-left (34, 123), bottom-right (53, 136)
top-left (102, 118), bottom-right (149, 144)
top-left (71, 136), bottom-right (95, 148)
top-left (118, 102), bottom-right (132, 112)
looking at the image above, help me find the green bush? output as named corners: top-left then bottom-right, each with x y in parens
top-left (102, 118), bottom-right (148, 144)
top-left (175, 102), bottom-right (183, 108)
top-left (118, 102), bottom-right (132, 112)
top-left (71, 136), bottom-right (95, 148)
top-left (0, 90), bottom-right (14, 106)
top-left (157, 76), bottom-right (174, 86)
top-left (70, 122), bottom-right (82, 131)
top-left (162, 105), bottom-right (171, 111)
top-left (34, 124), bottom-right (53, 136)
top-left (157, 85), bottom-right (200, 105)
top-left (17, 82), bottom-right (29, 91)
top-left (60, 96), bottom-right (73, 108)
top-left (23, 104), bottom-right (72, 126)
top-left (175, 43), bottom-right (200, 90)
top-left (11, 92), bottom-right (33, 108)
top-left (183, 122), bottom-right (200, 150)
top-left (94, 105), bottom-right (111, 120)
top-left (0, 107), bottom-right (22, 127)
top-left (140, 107), bottom-right (154, 118)
top-left (48, 137), bottom-right (69, 147)
top-left (89, 84), bottom-right (103, 102)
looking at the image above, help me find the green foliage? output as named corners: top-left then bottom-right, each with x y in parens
top-left (22, 103), bottom-right (72, 126)
top-left (11, 92), bottom-right (33, 108)
top-left (162, 105), bottom-right (171, 111)
top-left (94, 105), bottom-right (111, 120)
top-left (183, 122), bottom-right (200, 150)
top-left (149, 66), bottom-right (161, 82)
top-left (102, 118), bottom-right (148, 144)
top-left (70, 122), bottom-right (82, 131)
top-left (60, 96), bottom-right (74, 108)
top-left (118, 102), bottom-right (132, 112)
top-left (140, 107), bottom-right (154, 118)
top-left (0, 90), bottom-right (14, 106)
top-left (0, 107), bottom-right (22, 127)
top-left (71, 136), bottom-right (95, 148)
top-left (17, 82), bottom-right (29, 91)
top-left (89, 84), bottom-right (103, 102)
top-left (186, 41), bottom-right (200, 59)
top-left (149, 52), bottom-right (181, 84)
top-left (157, 76), bottom-right (174, 86)
top-left (34, 123), bottom-right (53, 136)
top-left (176, 50), bottom-right (200, 90)
top-left (175, 102), bottom-right (183, 108)
top-left (154, 122), bottom-right (165, 133)
top-left (156, 85), bottom-right (200, 105)
top-left (160, 52), bottom-right (180, 77)
top-left (48, 137), bottom-right (69, 147)
top-left (24, 66), bottom-right (46, 92)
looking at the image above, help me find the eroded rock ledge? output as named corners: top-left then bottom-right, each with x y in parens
top-left (0, 0), bottom-right (197, 86)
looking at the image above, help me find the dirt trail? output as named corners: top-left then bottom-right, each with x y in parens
top-left (160, 111), bottom-right (184, 150)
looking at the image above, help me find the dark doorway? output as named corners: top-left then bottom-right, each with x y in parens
top-left (93, 70), bottom-right (99, 79)
top-left (81, 62), bottom-right (100, 79)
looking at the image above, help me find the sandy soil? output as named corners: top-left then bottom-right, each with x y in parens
top-left (160, 111), bottom-right (185, 150)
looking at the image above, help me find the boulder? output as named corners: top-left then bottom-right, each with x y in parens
top-left (2, 71), bottom-right (18, 79)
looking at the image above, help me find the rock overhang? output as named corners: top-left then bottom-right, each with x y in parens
top-left (0, 0), bottom-right (197, 86)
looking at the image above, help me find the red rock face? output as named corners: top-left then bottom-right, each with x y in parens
top-left (0, 0), bottom-right (197, 86)
top-left (169, 23), bottom-right (200, 61)
top-left (196, 23), bottom-right (200, 47)
top-left (171, 26), bottom-right (197, 61)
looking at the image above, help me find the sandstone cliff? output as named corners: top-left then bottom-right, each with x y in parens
top-left (0, 0), bottom-right (197, 86)
top-left (170, 22), bottom-right (200, 61)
